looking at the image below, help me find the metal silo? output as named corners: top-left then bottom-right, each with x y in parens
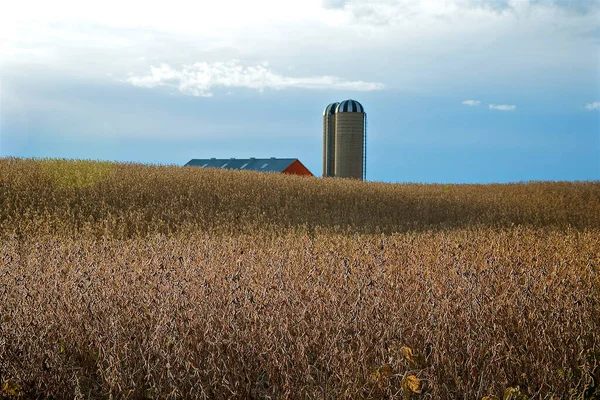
top-left (334, 99), bottom-right (366, 180)
top-left (322, 102), bottom-right (338, 177)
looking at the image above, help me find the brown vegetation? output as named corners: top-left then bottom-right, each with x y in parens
top-left (1, 158), bottom-right (599, 399)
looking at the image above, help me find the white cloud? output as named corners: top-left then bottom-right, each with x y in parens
top-left (126, 61), bottom-right (384, 97)
top-left (585, 101), bottom-right (600, 110)
top-left (0, 0), bottom-right (598, 97)
top-left (322, 0), bottom-right (350, 10)
top-left (462, 100), bottom-right (481, 106)
top-left (489, 104), bottom-right (516, 111)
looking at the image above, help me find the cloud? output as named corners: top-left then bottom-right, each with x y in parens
top-left (322, 0), bottom-right (350, 10)
top-left (489, 104), bottom-right (516, 111)
top-left (126, 60), bottom-right (385, 97)
top-left (1, 0), bottom-right (598, 101)
top-left (342, 0), bottom-right (600, 26)
top-left (585, 101), bottom-right (600, 110)
top-left (462, 100), bottom-right (481, 106)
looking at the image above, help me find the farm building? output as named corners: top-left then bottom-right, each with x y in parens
top-left (322, 99), bottom-right (367, 181)
top-left (184, 158), bottom-right (313, 177)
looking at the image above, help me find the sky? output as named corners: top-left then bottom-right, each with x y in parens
top-left (1, 0), bottom-right (599, 183)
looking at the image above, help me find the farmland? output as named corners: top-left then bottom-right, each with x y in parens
top-left (1, 158), bottom-right (599, 399)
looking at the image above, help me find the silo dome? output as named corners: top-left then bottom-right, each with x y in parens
top-left (336, 99), bottom-right (364, 113)
top-left (323, 102), bottom-right (339, 116)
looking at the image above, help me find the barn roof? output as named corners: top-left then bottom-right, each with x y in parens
top-left (185, 158), bottom-right (303, 173)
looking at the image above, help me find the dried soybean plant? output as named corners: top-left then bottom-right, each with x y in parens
top-left (0, 158), bottom-right (599, 399)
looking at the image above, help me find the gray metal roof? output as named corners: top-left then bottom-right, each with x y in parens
top-left (336, 99), bottom-right (364, 113)
top-left (323, 102), bottom-right (339, 116)
top-left (185, 158), bottom-right (299, 173)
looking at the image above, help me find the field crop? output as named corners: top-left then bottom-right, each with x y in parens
top-left (0, 158), bottom-right (599, 399)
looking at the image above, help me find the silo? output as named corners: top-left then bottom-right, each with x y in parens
top-left (322, 102), bottom-right (338, 177)
top-left (334, 99), bottom-right (366, 180)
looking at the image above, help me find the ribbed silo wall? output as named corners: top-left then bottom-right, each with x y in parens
top-left (322, 113), bottom-right (336, 177)
top-left (334, 112), bottom-right (364, 180)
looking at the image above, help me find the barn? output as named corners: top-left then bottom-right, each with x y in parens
top-left (184, 158), bottom-right (313, 177)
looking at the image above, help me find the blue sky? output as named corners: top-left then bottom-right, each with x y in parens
top-left (1, 0), bottom-right (599, 183)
